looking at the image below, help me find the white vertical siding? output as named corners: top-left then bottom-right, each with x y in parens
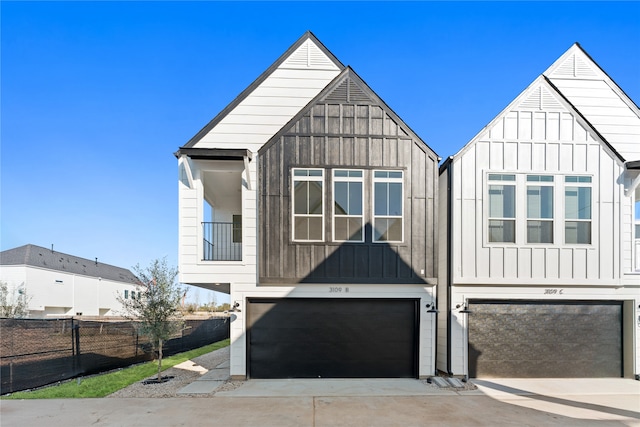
top-left (452, 80), bottom-right (625, 286)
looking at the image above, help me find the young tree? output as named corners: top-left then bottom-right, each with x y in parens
top-left (0, 281), bottom-right (31, 318)
top-left (118, 258), bottom-right (184, 383)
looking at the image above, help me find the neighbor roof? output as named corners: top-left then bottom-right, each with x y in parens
top-left (0, 244), bottom-right (139, 285)
top-left (544, 43), bottom-right (640, 162)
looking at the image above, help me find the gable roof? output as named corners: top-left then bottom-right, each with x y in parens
top-left (544, 43), bottom-right (640, 162)
top-left (0, 244), bottom-right (139, 285)
top-left (181, 31), bottom-right (344, 151)
top-left (259, 66), bottom-right (439, 160)
top-left (448, 44), bottom-right (637, 166)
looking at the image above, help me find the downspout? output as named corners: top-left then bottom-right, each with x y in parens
top-left (446, 158), bottom-right (454, 376)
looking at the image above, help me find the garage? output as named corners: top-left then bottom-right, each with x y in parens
top-left (467, 300), bottom-right (622, 378)
top-left (247, 298), bottom-right (419, 379)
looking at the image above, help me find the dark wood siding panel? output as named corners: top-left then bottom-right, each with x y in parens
top-left (411, 195), bottom-right (426, 278)
top-left (311, 136), bottom-right (325, 165)
top-left (298, 136), bottom-right (311, 165)
top-left (356, 105), bottom-right (369, 134)
top-left (370, 138), bottom-right (383, 167)
top-left (312, 104), bottom-right (325, 133)
top-left (411, 143), bottom-right (426, 199)
top-left (328, 136), bottom-right (341, 164)
top-left (257, 75), bottom-right (437, 284)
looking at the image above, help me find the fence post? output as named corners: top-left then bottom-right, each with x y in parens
top-left (72, 318), bottom-right (81, 373)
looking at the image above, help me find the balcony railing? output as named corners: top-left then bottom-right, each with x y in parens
top-left (202, 222), bottom-right (242, 261)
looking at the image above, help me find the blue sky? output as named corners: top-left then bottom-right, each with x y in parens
top-left (2, 1), bottom-right (639, 303)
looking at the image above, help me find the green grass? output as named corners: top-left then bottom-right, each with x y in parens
top-left (2, 338), bottom-right (230, 399)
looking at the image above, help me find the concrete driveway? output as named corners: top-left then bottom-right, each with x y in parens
top-left (2, 378), bottom-right (638, 426)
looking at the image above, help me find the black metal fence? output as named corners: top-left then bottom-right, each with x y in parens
top-left (0, 317), bottom-right (230, 394)
top-left (202, 221), bottom-right (242, 261)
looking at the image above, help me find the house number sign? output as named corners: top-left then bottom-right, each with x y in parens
top-left (544, 289), bottom-right (564, 295)
top-left (329, 287), bottom-right (349, 293)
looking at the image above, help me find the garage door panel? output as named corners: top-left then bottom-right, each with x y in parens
top-left (469, 301), bottom-right (622, 378)
top-left (248, 298), bottom-right (418, 379)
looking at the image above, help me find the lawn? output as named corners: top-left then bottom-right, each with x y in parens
top-left (2, 338), bottom-right (230, 399)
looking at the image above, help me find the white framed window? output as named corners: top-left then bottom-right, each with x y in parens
top-left (564, 176), bottom-right (592, 244)
top-left (487, 174), bottom-right (516, 243)
top-left (486, 172), bottom-right (594, 247)
top-left (333, 169), bottom-right (364, 242)
top-left (373, 170), bottom-right (403, 242)
top-left (292, 168), bottom-right (324, 241)
top-left (527, 175), bottom-right (554, 243)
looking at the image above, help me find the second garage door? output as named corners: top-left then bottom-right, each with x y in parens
top-left (468, 300), bottom-right (622, 378)
top-left (247, 298), bottom-right (419, 379)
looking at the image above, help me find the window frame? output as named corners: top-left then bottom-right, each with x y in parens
top-left (372, 170), bottom-right (404, 243)
top-left (526, 175), bottom-right (554, 244)
top-left (484, 172), bottom-right (594, 248)
top-left (291, 168), bottom-right (325, 242)
top-left (332, 169), bottom-right (365, 242)
top-left (563, 175), bottom-right (592, 245)
top-left (487, 173), bottom-right (517, 243)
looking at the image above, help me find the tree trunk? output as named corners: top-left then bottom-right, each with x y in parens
top-left (157, 338), bottom-right (163, 382)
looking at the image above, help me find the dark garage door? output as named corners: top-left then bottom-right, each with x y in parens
top-left (247, 298), bottom-right (418, 379)
top-left (468, 300), bottom-right (622, 378)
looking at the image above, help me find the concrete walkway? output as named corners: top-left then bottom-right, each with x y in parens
top-left (2, 347), bottom-right (639, 426)
top-left (2, 383), bottom-right (639, 427)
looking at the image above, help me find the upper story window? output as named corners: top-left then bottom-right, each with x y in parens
top-left (486, 173), bottom-right (593, 246)
top-left (527, 175), bottom-right (554, 243)
top-left (333, 170), bottom-right (364, 242)
top-left (373, 170), bottom-right (403, 242)
top-left (488, 174), bottom-right (516, 243)
top-left (564, 176), bottom-right (592, 244)
top-left (292, 169), bottom-right (324, 241)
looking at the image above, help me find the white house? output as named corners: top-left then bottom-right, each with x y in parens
top-left (438, 44), bottom-right (640, 379)
top-left (176, 32), bottom-right (440, 379)
top-left (0, 244), bottom-right (139, 317)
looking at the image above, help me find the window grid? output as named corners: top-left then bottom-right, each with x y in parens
top-left (526, 175), bottom-right (554, 244)
top-left (292, 168), bottom-right (324, 242)
top-left (333, 169), bottom-right (364, 242)
top-left (564, 176), bottom-right (592, 244)
top-left (488, 174), bottom-right (516, 243)
top-left (486, 173), bottom-right (594, 247)
top-left (373, 170), bottom-right (404, 242)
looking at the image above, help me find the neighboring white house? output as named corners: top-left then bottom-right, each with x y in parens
top-left (0, 244), bottom-right (140, 317)
top-left (438, 44), bottom-right (640, 379)
top-left (176, 32), bottom-right (440, 379)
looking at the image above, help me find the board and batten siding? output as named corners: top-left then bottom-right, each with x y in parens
top-left (258, 74), bottom-right (438, 285)
top-left (452, 98), bottom-right (627, 286)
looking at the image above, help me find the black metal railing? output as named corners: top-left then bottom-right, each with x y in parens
top-left (202, 222), bottom-right (242, 261)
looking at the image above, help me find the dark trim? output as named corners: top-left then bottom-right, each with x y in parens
top-left (445, 160), bottom-right (453, 376)
top-left (544, 76), bottom-right (626, 163)
top-left (258, 66), bottom-right (439, 161)
top-left (183, 31), bottom-right (345, 148)
top-left (259, 276), bottom-right (430, 285)
top-left (468, 299), bottom-right (624, 306)
top-left (439, 156), bottom-right (453, 175)
top-left (626, 160), bottom-right (640, 170)
top-left (174, 148), bottom-right (252, 161)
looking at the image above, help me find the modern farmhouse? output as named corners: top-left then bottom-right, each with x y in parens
top-left (176, 32), bottom-right (440, 379)
top-left (0, 244), bottom-right (139, 318)
top-left (438, 44), bottom-right (640, 379)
